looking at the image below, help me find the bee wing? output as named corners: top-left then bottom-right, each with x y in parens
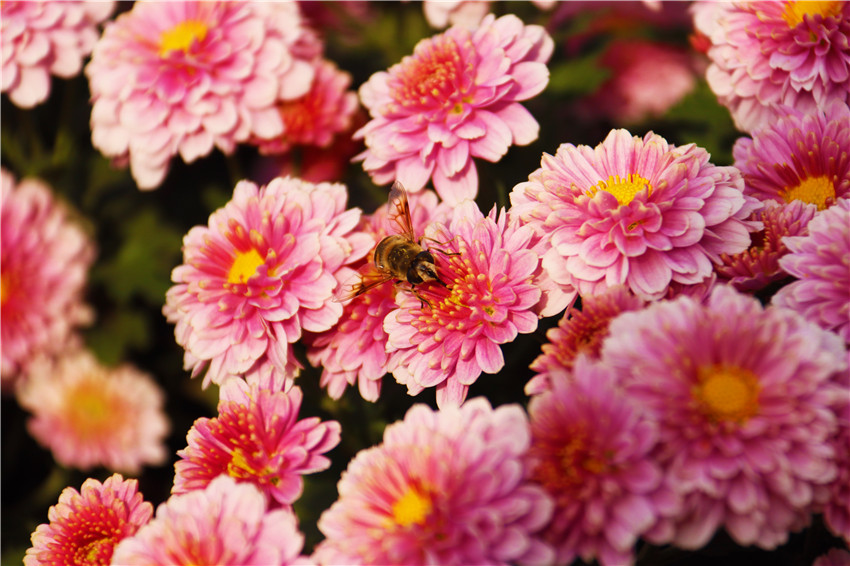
top-left (387, 180), bottom-right (416, 241)
top-left (333, 262), bottom-right (395, 303)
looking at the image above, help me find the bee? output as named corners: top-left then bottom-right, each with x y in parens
top-left (336, 181), bottom-right (450, 304)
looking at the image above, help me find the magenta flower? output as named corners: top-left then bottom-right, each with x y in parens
top-left (1, 169), bottom-right (95, 385)
top-left (315, 399), bottom-right (555, 565)
top-left (112, 475), bottom-right (310, 565)
top-left (174, 378), bottom-right (340, 508)
top-left (355, 14), bottom-right (553, 204)
top-left (384, 201), bottom-right (546, 408)
top-left (692, 1), bottom-right (850, 132)
top-left (1, 1), bottom-right (114, 108)
top-left (510, 129), bottom-right (761, 301)
top-left (814, 549), bottom-right (850, 566)
top-left (163, 176), bottom-right (373, 387)
top-left (25, 474), bottom-right (153, 566)
top-left (17, 350), bottom-right (169, 473)
top-left (819, 379), bottom-right (850, 544)
top-left (773, 198), bottom-right (850, 342)
top-left (600, 285), bottom-right (848, 550)
top-left (86, 1), bottom-right (320, 189)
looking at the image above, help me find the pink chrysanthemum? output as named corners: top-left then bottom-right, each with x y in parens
top-left (815, 549), bottom-right (850, 566)
top-left (773, 198), bottom-right (850, 342)
top-left (86, 1), bottom-right (320, 189)
top-left (384, 201), bottom-right (547, 408)
top-left (174, 378), bottom-right (340, 508)
top-left (526, 286), bottom-right (645, 396)
top-left (692, 1), bottom-right (850, 132)
top-left (24, 474), bottom-right (153, 566)
top-left (314, 399), bottom-right (555, 565)
top-left (163, 176), bottom-right (372, 387)
top-left (528, 356), bottom-right (679, 566)
top-left (355, 14), bottom-right (553, 205)
top-left (1, 1), bottom-right (114, 108)
top-left (1, 169), bottom-right (95, 385)
top-left (716, 199), bottom-right (818, 291)
top-left (17, 350), bottom-right (169, 473)
top-left (510, 129), bottom-right (761, 301)
top-left (820, 375), bottom-right (850, 543)
top-left (112, 475), bottom-right (310, 565)
top-left (600, 285), bottom-right (848, 550)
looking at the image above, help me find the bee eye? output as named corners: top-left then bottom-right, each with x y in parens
top-left (407, 267), bottom-right (424, 285)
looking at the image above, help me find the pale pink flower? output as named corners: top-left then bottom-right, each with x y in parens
top-left (112, 475), bottom-right (311, 565)
top-left (315, 399), bottom-right (555, 565)
top-left (1, 0), bottom-right (114, 108)
top-left (692, 1), bottom-right (850, 132)
top-left (163, 176), bottom-right (372, 387)
top-left (24, 474), bottom-right (153, 566)
top-left (510, 129), bottom-right (761, 301)
top-left (422, 1), bottom-right (490, 29)
top-left (1, 169), bottom-right (94, 385)
top-left (17, 350), bottom-right (169, 473)
top-left (355, 14), bottom-right (553, 205)
top-left (601, 285), bottom-right (848, 550)
top-left (86, 1), bottom-right (320, 189)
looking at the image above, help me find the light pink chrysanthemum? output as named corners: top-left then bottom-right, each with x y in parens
top-left (819, 372), bottom-right (850, 543)
top-left (315, 399), bottom-right (555, 566)
top-left (174, 378), bottom-right (340, 508)
top-left (1, 169), bottom-right (95, 385)
top-left (422, 0), bottom-right (490, 29)
top-left (773, 198), bottom-right (850, 342)
top-left (355, 14), bottom-right (553, 205)
top-left (692, 1), bottom-right (850, 132)
top-left (17, 350), bottom-right (169, 473)
top-left (526, 285), bottom-right (645, 396)
top-left (814, 548), bottom-right (850, 566)
top-left (86, 1), bottom-right (320, 189)
top-left (24, 474), bottom-right (153, 566)
top-left (528, 356), bottom-right (679, 566)
top-left (601, 285), bottom-right (848, 550)
top-left (733, 103), bottom-right (850, 211)
top-left (163, 176), bottom-right (372, 387)
top-left (112, 475), bottom-right (311, 565)
top-left (385, 201), bottom-right (547, 408)
top-left (510, 129), bottom-right (761, 301)
top-left (1, 1), bottom-right (114, 108)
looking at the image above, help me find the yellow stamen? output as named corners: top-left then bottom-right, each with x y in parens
top-left (693, 364), bottom-right (761, 423)
top-left (69, 384), bottom-right (112, 437)
top-left (391, 485), bottom-right (432, 528)
top-left (782, 174), bottom-right (835, 210)
top-left (0, 273), bottom-right (8, 306)
top-left (586, 173), bottom-right (652, 206)
top-left (159, 20), bottom-right (208, 57)
top-left (781, 1), bottom-right (843, 27)
top-left (227, 248), bottom-right (265, 284)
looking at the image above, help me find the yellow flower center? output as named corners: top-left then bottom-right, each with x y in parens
top-left (159, 19), bottom-right (208, 57)
top-left (0, 272), bottom-right (9, 306)
top-left (782, 174), bottom-right (835, 210)
top-left (781, 1), bottom-right (843, 27)
top-left (391, 485), bottom-right (432, 528)
top-left (693, 364), bottom-right (761, 423)
top-left (227, 248), bottom-right (265, 284)
top-left (81, 536), bottom-right (114, 565)
top-left (586, 173), bottom-right (652, 206)
top-left (68, 382), bottom-right (113, 437)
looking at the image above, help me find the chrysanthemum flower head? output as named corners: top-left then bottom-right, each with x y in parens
top-left (600, 284), bottom-right (848, 549)
top-left (1, 169), bottom-right (95, 385)
top-left (510, 129), bottom-right (761, 301)
top-left (818, 370), bottom-right (850, 543)
top-left (772, 198), bottom-right (850, 342)
top-left (174, 378), bottom-right (340, 508)
top-left (693, 1), bottom-right (850, 132)
top-left (1, 0), bottom-right (114, 108)
top-left (24, 474), bottom-right (153, 566)
top-left (112, 475), bottom-right (310, 565)
top-left (86, 1), bottom-right (321, 189)
top-left (355, 14), bottom-right (553, 204)
top-left (384, 200), bottom-right (547, 408)
top-left (422, 1), bottom-right (490, 29)
top-left (315, 399), bottom-right (555, 565)
top-left (814, 548), bottom-right (850, 566)
top-left (164, 176), bottom-right (373, 387)
top-left (17, 350), bottom-right (169, 473)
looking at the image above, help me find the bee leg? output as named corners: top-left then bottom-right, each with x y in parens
top-left (412, 288), bottom-right (433, 309)
top-left (423, 236), bottom-right (461, 257)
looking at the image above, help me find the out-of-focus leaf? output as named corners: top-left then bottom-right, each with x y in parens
top-left (85, 309), bottom-right (149, 365)
top-left (547, 53), bottom-right (610, 96)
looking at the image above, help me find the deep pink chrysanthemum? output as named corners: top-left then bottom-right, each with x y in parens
top-left (314, 399), bottom-right (555, 565)
top-left (773, 198), bottom-right (850, 342)
top-left (17, 350), bottom-right (169, 473)
top-left (814, 548), bottom-right (850, 566)
top-left (24, 474), bottom-right (153, 566)
top-left (510, 129), bottom-right (761, 301)
top-left (355, 14), bottom-right (553, 205)
top-left (692, 1), bottom-right (850, 132)
top-left (112, 475), bottom-right (310, 565)
top-left (1, 1), bottom-right (114, 108)
top-left (174, 378), bottom-right (340, 508)
top-left (600, 285), bottom-right (848, 550)
top-left (819, 374), bottom-right (850, 543)
top-left (528, 356), bottom-right (679, 566)
top-left (1, 169), bottom-right (95, 385)
top-left (384, 201), bottom-right (549, 408)
top-left (86, 1), bottom-right (321, 189)
top-left (163, 176), bottom-right (372, 387)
